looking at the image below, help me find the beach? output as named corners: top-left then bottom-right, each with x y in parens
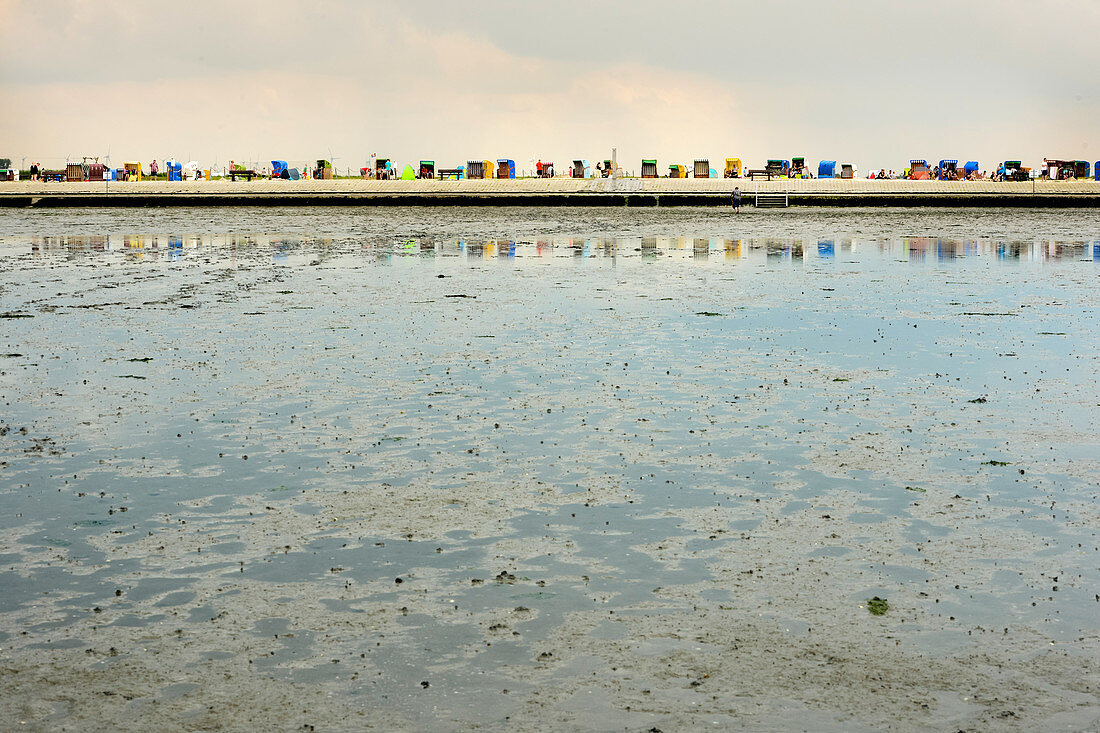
top-left (2, 177), bottom-right (1099, 207)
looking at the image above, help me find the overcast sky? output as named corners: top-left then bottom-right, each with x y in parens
top-left (2, 0), bottom-right (1097, 173)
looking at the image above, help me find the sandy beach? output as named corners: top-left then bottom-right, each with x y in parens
top-left (2, 177), bottom-right (1098, 207)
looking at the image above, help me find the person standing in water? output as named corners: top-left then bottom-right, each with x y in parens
top-left (731, 186), bottom-right (741, 213)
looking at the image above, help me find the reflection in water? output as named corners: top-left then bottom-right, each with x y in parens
top-left (21, 233), bottom-right (1100, 263)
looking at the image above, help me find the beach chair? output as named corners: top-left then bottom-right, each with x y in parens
top-left (641, 159), bottom-right (658, 178)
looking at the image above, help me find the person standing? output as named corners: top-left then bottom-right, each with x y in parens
top-left (731, 186), bottom-right (741, 213)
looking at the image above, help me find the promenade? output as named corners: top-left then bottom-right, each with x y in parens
top-left (3, 176), bottom-right (1098, 207)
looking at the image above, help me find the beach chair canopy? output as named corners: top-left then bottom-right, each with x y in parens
top-left (1095, 161), bottom-right (1100, 180)
top-left (818, 160), bottom-right (836, 178)
top-left (792, 157), bottom-right (805, 167)
top-left (272, 160), bottom-right (288, 176)
top-left (317, 159), bottom-right (332, 169)
top-left (939, 160), bottom-right (958, 168)
top-left (911, 160), bottom-right (928, 167)
top-left (964, 161), bottom-right (979, 173)
top-left (420, 160), bottom-right (435, 167)
top-left (1004, 161), bottom-right (1021, 167)
top-left (376, 158), bottom-right (390, 170)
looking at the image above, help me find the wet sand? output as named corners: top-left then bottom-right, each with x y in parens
top-left (1, 208), bottom-right (1098, 731)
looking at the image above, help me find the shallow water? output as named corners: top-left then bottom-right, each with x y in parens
top-left (1, 208), bottom-right (1099, 730)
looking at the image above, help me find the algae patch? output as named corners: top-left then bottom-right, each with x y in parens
top-left (866, 597), bottom-right (889, 616)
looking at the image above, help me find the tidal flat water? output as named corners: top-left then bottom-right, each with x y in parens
top-left (1, 207), bottom-right (1098, 731)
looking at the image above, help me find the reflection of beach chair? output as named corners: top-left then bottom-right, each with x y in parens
top-left (724, 158), bottom-right (741, 178)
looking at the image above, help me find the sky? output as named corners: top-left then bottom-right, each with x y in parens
top-left (2, 0), bottom-right (1097, 174)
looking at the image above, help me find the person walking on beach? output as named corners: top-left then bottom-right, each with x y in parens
top-left (731, 186), bottom-right (741, 213)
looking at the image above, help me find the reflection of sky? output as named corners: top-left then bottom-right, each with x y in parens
top-left (2, 217), bottom-right (1099, 730)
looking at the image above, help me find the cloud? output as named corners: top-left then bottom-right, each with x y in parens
top-left (1, 0), bottom-right (1097, 171)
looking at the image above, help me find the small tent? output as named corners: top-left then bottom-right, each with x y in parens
top-left (401, 164), bottom-right (416, 180)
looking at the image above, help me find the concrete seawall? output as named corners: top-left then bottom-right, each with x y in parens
top-left (3, 178), bottom-right (1098, 207)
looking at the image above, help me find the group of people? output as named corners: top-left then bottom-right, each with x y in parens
top-left (535, 160), bottom-right (555, 178)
